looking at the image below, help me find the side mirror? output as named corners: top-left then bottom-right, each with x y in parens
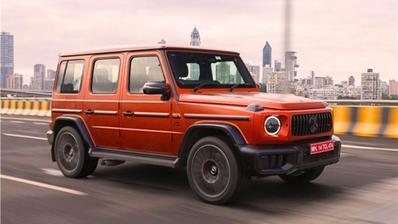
top-left (142, 82), bottom-right (170, 100)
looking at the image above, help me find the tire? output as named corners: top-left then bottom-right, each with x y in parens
top-left (187, 136), bottom-right (242, 204)
top-left (279, 166), bottom-right (325, 184)
top-left (54, 126), bottom-right (98, 178)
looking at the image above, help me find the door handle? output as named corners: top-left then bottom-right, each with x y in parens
top-left (123, 111), bottom-right (134, 117)
top-left (84, 109), bottom-right (94, 115)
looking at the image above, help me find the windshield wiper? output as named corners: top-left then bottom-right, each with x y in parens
top-left (230, 83), bottom-right (249, 92)
top-left (193, 82), bottom-right (219, 93)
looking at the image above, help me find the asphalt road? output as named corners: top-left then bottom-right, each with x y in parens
top-left (1, 115), bottom-right (397, 224)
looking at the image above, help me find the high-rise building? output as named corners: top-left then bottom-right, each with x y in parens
top-left (215, 62), bottom-right (231, 83)
top-left (267, 71), bottom-right (287, 94)
top-left (262, 66), bottom-right (272, 84)
top-left (361, 68), bottom-right (381, 100)
top-left (348, 75), bottom-right (355, 86)
top-left (245, 63), bottom-right (260, 83)
top-left (274, 60), bottom-right (282, 72)
top-left (285, 51), bottom-right (298, 82)
top-left (5, 73), bottom-right (23, 89)
top-left (309, 87), bottom-right (338, 100)
top-left (47, 69), bottom-right (56, 79)
top-left (31, 64), bottom-right (46, 90)
top-left (389, 80), bottom-right (398, 96)
top-left (190, 27), bottom-right (201, 46)
top-left (262, 42), bottom-right (271, 67)
top-left (0, 32), bottom-right (14, 88)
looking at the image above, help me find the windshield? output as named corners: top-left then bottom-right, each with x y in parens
top-left (167, 52), bottom-right (256, 89)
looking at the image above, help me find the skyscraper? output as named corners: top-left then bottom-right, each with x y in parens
top-left (285, 51), bottom-right (298, 82)
top-left (31, 64), bottom-right (46, 90)
top-left (274, 60), bottom-right (282, 72)
top-left (189, 27), bottom-right (201, 80)
top-left (262, 42), bottom-right (271, 67)
top-left (348, 75), bottom-right (355, 86)
top-left (245, 63), bottom-right (260, 83)
top-left (5, 73), bottom-right (23, 89)
top-left (361, 68), bottom-right (381, 100)
top-left (190, 26), bottom-right (201, 46)
top-left (0, 32), bottom-right (14, 88)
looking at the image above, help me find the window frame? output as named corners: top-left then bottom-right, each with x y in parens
top-left (90, 57), bottom-right (121, 95)
top-left (127, 54), bottom-right (166, 94)
top-left (166, 51), bottom-right (256, 89)
top-left (56, 59), bottom-right (85, 94)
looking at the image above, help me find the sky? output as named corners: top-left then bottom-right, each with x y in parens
top-left (1, 0), bottom-right (397, 85)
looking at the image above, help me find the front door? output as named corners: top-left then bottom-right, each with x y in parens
top-left (83, 54), bottom-right (124, 149)
top-left (120, 51), bottom-right (172, 155)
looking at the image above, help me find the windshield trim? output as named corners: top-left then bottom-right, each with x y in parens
top-left (166, 51), bottom-right (256, 89)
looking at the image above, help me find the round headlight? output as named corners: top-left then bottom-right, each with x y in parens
top-left (264, 116), bottom-right (281, 136)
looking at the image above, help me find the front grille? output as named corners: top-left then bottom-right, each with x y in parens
top-left (291, 112), bottom-right (332, 136)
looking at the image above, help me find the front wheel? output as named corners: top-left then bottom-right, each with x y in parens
top-left (187, 136), bottom-right (242, 204)
top-left (54, 126), bottom-right (98, 178)
top-left (279, 166), bottom-right (325, 184)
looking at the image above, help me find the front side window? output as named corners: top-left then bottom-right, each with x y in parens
top-left (129, 56), bottom-right (165, 93)
top-left (167, 52), bottom-right (255, 88)
top-left (91, 58), bottom-right (120, 94)
top-left (57, 60), bottom-right (84, 93)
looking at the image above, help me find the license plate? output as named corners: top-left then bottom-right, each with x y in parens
top-left (310, 140), bottom-right (334, 155)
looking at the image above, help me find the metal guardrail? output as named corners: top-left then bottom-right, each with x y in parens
top-left (326, 100), bottom-right (398, 106)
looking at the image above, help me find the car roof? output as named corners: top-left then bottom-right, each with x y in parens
top-left (59, 45), bottom-right (240, 57)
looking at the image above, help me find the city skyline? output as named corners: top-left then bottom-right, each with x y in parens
top-left (2, 0), bottom-right (397, 84)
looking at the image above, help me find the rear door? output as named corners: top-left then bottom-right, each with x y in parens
top-left (120, 51), bottom-right (173, 155)
top-left (83, 54), bottom-right (124, 149)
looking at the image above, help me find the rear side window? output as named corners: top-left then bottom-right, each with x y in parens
top-left (91, 58), bottom-right (120, 94)
top-left (56, 60), bottom-right (85, 93)
top-left (129, 56), bottom-right (165, 93)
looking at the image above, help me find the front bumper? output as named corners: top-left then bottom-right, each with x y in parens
top-left (239, 135), bottom-right (341, 176)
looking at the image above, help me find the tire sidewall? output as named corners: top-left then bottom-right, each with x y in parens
top-left (54, 126), bottom-right (86, 178)
top-left (187, 136), bottom-right (240, 204)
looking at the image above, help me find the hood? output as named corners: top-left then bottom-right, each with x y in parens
top-left (179, 92), bottom-right (326, 110)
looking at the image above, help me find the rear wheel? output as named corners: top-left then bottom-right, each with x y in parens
top-left (187, 136), bottom-right (242, 204)
top-left (279, 166), bottom-right (324, 184)
top-left (54, 126), bottom-right (98, 178)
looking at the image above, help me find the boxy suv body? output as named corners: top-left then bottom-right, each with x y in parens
top-left (47, 45), bottom-right (341, 204)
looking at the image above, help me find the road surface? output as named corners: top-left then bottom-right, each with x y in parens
top-left (1, 115), bottom-right (397, 224)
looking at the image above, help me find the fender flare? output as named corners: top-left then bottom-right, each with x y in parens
top-left (178, 122), bottom-right (246, 162)
top-left (51, 115), bottom-right (94, 161)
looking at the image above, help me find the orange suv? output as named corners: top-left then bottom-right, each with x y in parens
top-left (47, 45), bottom-right (341, 204)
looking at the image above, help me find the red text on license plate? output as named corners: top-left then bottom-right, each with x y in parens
top-left (310, 140), bottom-right (334, 155)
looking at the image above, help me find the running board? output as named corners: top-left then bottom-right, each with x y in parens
top-left (90, 148), bottom-right (179, 168)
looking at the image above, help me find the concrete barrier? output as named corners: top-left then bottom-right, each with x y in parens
top-left (0, 98), bottom-right (397, 138)
top-left (332, 106), bottom-right (398, 138)
top-left (1, 98), bottom-right (51, 117)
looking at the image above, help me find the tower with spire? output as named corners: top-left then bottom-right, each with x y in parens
top-left (262, 41), bottom-right (272, 67)
top-left (190, 26), bottom-right (201, 46)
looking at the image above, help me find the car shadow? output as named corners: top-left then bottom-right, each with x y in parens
top-left (92, 162), bottom-right (346, 212)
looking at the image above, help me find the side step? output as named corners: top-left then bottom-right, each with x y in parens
top-left (90, 148), bottom-right (179, 168)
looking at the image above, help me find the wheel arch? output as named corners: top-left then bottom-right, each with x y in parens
top-left (177, 123), bottom-right (246, 167)
top-left (51, 115), bottom-right (94, 161)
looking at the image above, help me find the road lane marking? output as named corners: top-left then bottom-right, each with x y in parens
top-left (0, 174), bottom-right (87, 196)
top-left (41, 168), bottom-right (63, 177)
top-left (10, 120), bottom-right (24, 124)
top-left (2, 133), bottom-right (47, 141)
top-left (342, 144), bottom-right (398, 152)
top-left (1, 117), bottom-right (50, 123)
top-left (33, 122), bottom-right (49, 126)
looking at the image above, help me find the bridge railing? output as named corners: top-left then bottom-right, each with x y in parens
top-left (326, 100), bottom-right (398, 106)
